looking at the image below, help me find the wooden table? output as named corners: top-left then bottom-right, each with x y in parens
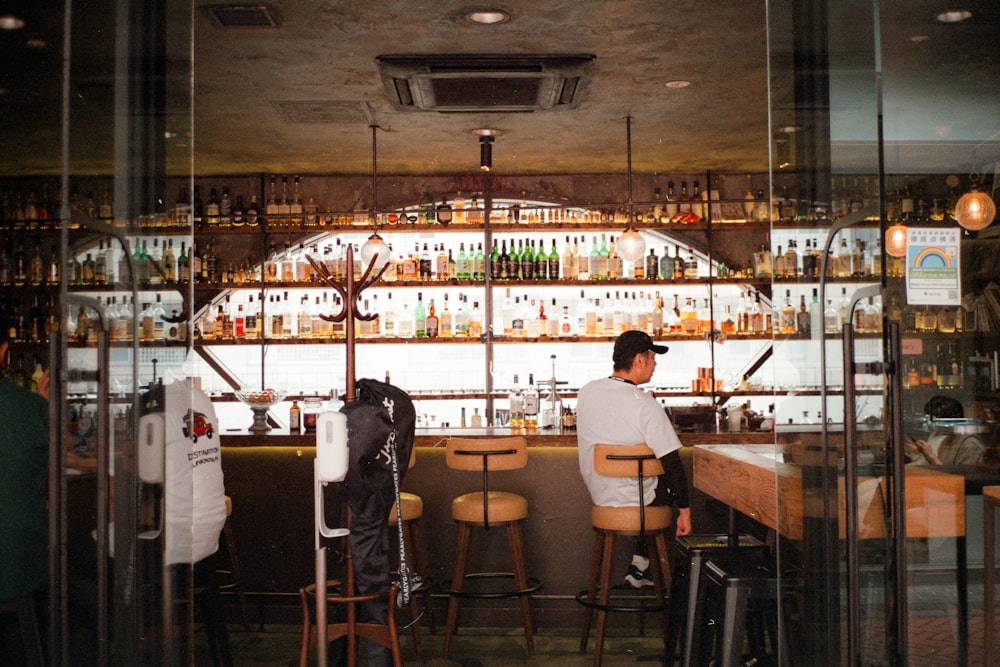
top-left (692, 444), bottom-right (965, 540)
top-left (693, 443), bottom-right (968, 664)
top-left (985, 486), bottom-right (1000, 667)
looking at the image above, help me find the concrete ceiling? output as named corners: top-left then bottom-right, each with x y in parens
top-left (0, 0), bottom-right (998, 178)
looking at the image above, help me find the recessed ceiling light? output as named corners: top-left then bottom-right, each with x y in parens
top-left (26, 38), bottom-right (46, 48)
top-left (911, 34), bottom-right (930, 43)
top-left (467, 9), bottom-right (510, 25)
top-left (936, 10), bottom-right (972, 23)
top-left (779, 125), bottom-right (801, 134)
top-left (665, 80), bottom-right (690, 88)
top-left (0, 15), bottom-right (25, 30)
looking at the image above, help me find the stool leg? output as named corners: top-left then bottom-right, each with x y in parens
top-left (651, 532), bottom-right (673, 651)
top-left (444, 521), bottom-right (471, 658)
top-left (682, 552), bottom-right (708, 667)
top-left (716, 582), bottom-right (751, 667)
top-left (593, 532), bottom-right (617, 667)
top-left (222, 521), bottom-right (252, 632)
top-left (506, 520), bottom-right (536, 656)
top-left (298, 589), bottom-right (311, 667)
top-left (580, 530), bottom-right (605, 653)
top-left (396, 520), bottom-right (422, 656)
top-left (407, 518), bottom-right (435, 632)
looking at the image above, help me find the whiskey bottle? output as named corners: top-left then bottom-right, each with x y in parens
top-left (524, 374), bottom-right (540, 429)
top-left (509, 374), bottom-right (525, 429)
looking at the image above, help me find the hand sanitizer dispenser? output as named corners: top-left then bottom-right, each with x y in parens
top-left (138, 413), bottom-right (165, 484)
top-left (316, 410), bottom-right (349, 482)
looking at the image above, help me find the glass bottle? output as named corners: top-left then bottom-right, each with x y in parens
top-left (524, 374), bottom-right (540, 429)
top-left (509, 374), bottom-right (525, 429)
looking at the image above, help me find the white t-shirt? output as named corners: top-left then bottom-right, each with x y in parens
top-left (576, 376), bottom-right (682, 507)
top-left (162, 378), bottom-right (227, 565)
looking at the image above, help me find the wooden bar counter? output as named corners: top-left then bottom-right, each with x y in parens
top-left (220, 426), bottom-right (776, 448)
top-left (692, 444), bottom-right (966, 540)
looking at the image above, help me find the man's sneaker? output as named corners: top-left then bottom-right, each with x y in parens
top-left (624, 564), bottom-right (655, 588)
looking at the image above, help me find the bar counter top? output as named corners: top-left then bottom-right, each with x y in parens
top-left (219, 427), bottom-right (777, 447)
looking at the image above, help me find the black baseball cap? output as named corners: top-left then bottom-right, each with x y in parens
top-left (612, 330), bottom-right (668, 366)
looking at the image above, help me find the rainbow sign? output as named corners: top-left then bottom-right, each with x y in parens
top-left (910, 246), bottom-right (952, 268)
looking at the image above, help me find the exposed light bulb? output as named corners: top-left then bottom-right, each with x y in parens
top-left (360, 233), bottom-right (390, 273)
top-left (885, 224), bottom-right (907, 258)
top-left (617, 227), bottom-right (646, 264)
top-left (954, 188), bottom-right (996, 231)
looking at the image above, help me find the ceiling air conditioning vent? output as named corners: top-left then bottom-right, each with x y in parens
top-left (377, 54), bottom-right (595, 112)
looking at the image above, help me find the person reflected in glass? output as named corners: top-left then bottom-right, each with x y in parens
top-left (904, 395), bottom-right (985, 466)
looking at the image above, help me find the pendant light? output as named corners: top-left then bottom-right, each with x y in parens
top-left (616, 115), bottom-right (647, 264)
top-left (885, 223), bottom-right (907, 258)
top-left (360, 124), bottom-right (390, 272)
top-left (954, 173), bottom-right (996, 231)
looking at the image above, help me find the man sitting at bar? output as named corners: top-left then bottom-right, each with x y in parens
top-left (576, 330), bottom-right (692, 588)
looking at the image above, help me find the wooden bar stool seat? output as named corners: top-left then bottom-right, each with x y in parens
top-left (578, 444), bottom-right (673, 667)
top-left (443, 436), bottom-right (542, 658)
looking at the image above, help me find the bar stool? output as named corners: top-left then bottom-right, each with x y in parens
top-left (984, 486), bottom-right (1000, 667)
top-left (443, 436), bottom-right (542, 658)
top-left (691, 558), bottom-right (789, 667)
top-left (298, 580), bottom-right (402, 667)
top-left (664, 533), bottom-right (769, 667)
top-left (577, 444), bottom-right (673, 667)
top-left (218, 494), bottom-right (251, 631)
top-left (387, 447), bottom-right (433, 654)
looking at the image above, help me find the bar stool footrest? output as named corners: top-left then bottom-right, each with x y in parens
top-left (575, 587), bottom-right (667, 614)
top-left (442, 572), bottom-right (543, 599)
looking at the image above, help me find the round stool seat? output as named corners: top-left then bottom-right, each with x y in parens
top-left (225, 494), bottom-right (233, 517)
top-left (591, 504), bottom-right (673, 533)
top-left (452, 491), bottom-right (528, 524)
top-left (388, 492), bottom-right (423, 524)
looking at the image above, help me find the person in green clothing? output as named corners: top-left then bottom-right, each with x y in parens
top-left (0, 323), bottom-right (50, 607)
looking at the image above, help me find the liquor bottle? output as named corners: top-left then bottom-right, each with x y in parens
top-left (30, 241), bottom-right (45, 286)
top-left (509, 374), bottom-right (525, 429)
top-left (454, 294), bottom-right (469, 337)
top-left (135, 240), bottom-right (149, 287)
top-left (382, 292), bottom-right (397, 337)
top-left (231, 194), bottom-right (244, 227)
top-left (659, 245), bottom-right (673, 280)
top-left (680, 297), bottom-right (698, 335)
top-left (520, 240), bottom-right (535, 280)
top-left (587, 236), bottom-right (601, 281)
top-left (162, 239), bottom-right (175, 283)
top-left (439, 294), bottom-right (453, 337)
top-left (795, 294), bottom-right (810, 336)
top-left (524, 374), bottom-right (540, 429)
top-left (419, 243), bottom-right (432, 279)
top-left (456, 243), bottom-right (471, 280)
top-left (576, 237), bottom-right (590, 280)
top-left (46, 245), bottom-right (59, 285)
top-left (276, 176), bottom-right (291, 224)
top-left (598, 234), bottom-right (610, 280)
top-left (489, 240), bottom-right (502, 279)
top-left (233, 302), bottom-right (246, 339)
top-left (426, 298), bottom-right (439, 338)
top-left (673, 246), bottom-right (684, 280)
top-left (750, 291), bottom-right (765, 334)
top-left (664, 180), bottom-right (678, 219)
top-left (607, 236), bottom-right (621, 279)
top-left (289, 400), bottom-right (301, 434)
top-left (192, 186), bottom-right (204, 227)
top-left (206, 187), bottom-right (220, 226)
top-left (547, 298), bottom-right (560, 337)
top-left (559, 305), bottom-right (574, 336)
top-left (824, 299), bottom-right (839, 334)
top-left (246, 295), bottom-right (261, 340)
top-left (473, 242), bottom-right (486, 280)
top-left (452, 191), bottom-right (466, 225)
top-left (561, 235), bottom-right (575, 280)
top-left (547, 239), bottom-right (560, 280)
top-left (784, 240), bottom-right (798, 278)
top-left (779, 290), bottom-right (796, 334)
top-left (174, 186), bottom-right (191, 226)
top-left (245, 194), bottom-right (260, 227)
top-left (219, 186), bottom-right (232, 226)
top-left (468, 301), bottom-right (483, 338)
top-left (753, 244), bottom-right (772, 278)
top-left (644, 247), bottom-right (658, 281)
top-left (697, 298), bottom-right (713, 334)
top-left (683, 248), bottom-right (698, 280)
